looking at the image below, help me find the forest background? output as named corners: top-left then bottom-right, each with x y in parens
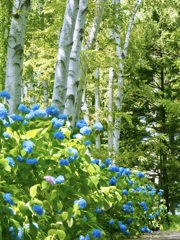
top-left (0, 0), bottom-right (180, 216)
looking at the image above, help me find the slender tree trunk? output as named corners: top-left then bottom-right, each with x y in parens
top-left (52, 0), bottom-right (79, 112)
top-left (5, 0), bottom-right (31, 114)
top-left (75, 0), bottom-right (107, 122)
top-left (113, 0), bottom-right (142, 156)
top-left (95, 68), bottom-right (101, 149)
top-left (43, 80), bottom-right (48, 108)
top-left (64, 0), bottom-right (88, 125)
top-left (108, 67), bottom-right (114, 152)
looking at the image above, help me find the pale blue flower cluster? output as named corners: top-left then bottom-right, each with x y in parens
top-left (74, 198), bottom-right (87, 209)
top-left (32, 204), bottom-right (44, 216)
top-left (23, 140), bottom-right (34, 153)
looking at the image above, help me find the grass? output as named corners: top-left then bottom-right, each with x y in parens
top-left (162, 215), bottom-right (180, 231)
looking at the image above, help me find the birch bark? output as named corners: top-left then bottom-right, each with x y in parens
top-left (95, 68), bottom-right (101, 149)
top-left (75, 0), bottom-right (107, 122)
top-left (52, 0), bottom-right (79, 112)
top-left (108, 67), bottom-right (114, 152)
top-left (64, 0), bottom-right (88, 125)
top-left (113, 0), bottom-right (142, 155)
top-left (5, 0), bottom-right (31, 114)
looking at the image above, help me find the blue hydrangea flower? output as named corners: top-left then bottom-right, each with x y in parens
top-left (18, 104), bottom-right (30, 113)
top-left (44, 176), bottom-right (55, 186)
top-left (93, 122), bottom-right (103, 131)
top-left (52, 118), bottom-right (64, 129)
top-left (32, 204), bottom-right (44, 216)
top-left (23, 119), bottom-right (28, 125)
top-left (31, 103), bottom-right (40, 110)
top-left (105, 158), bottom-right (112, 165)
top-left (92, 229), bottom-right (102, 238)
top-left (23, 140), bottom-right (34, 153)
top-left (100, 163), bottom-right (106, 169)
top-left (0, 103), bottom-right (8, 118)
top-left (78, 234), bottom-right (90, 240)
top-left (122, 189), bottom-right (128, 195)
top-left (136, 171), bottom-right (144, 178)
top-left (16, 156), bottom-right (24, 162)
top-left (91, 159), bottom-right (100, 165)
top-left (74, 198), bottom-right (87, 209)
top-left (59, 159), bottom-right (69, 166)
top-left (128, 180), bottom-right (133, 185)
top-left (26, 158), bottom-right (38, 165)
top-left (84, 140), bottom-right (91, 146)
top-left (3, 132), bottom-right (11, 138)
top-left (94, 207), bottom-right (104, 213)
top-left (118, 222), bottom-right (127, 233)
top-left (80, 126), bottom-right (92, 135)
top-left (10, 114), bottom-right (23, 122)
top-left (3, 193), bottom-right (15, 205)
top-left (46, 106), bottom-right (60, 116)
top-left (109, 165), bottom-right (119, 172)
top-left (157, 189), bottom-right (164, 196)
top-left (9, 226), bottom-right (23, 240)
top-left (24, 222), bottom-right (39, 230)
top-left (109, 177), bottom-right (116, 185)
top-left (109, 219), bottom-right (115, 225)
top-left (55, 175), bottom-right (65, 184)
top-left (127, 218), bottom-right (133, 225)
top-left (140, 201), bottom-right (148, 211)
top-left (54, 131), bottom-right (64, 140)
top-left (6, 157), bottom-right (15, 167)
top-left (59, 114), bottom-right (67, 120)
top-left (124, 168), bottom-right (131, 176)
top-left (76, 119), bottom-right (87, 129)
top-left (67, 147), bottom-right (78, 161)
top-left (0, 90), bottom-right (11, 99)
top-left (140, 226), bottom-right (147, 233)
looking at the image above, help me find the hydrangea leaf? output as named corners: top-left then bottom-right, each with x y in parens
top-left (30, 184), bottom-right (40, 198)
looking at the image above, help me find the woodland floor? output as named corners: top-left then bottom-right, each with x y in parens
top-left (130, 231), bottom-right (180, 240)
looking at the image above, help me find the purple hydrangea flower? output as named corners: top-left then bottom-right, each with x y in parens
top-left (32, 204), bottom-right (44, 216)
top-left (44, 176), bottom-right (55, 186)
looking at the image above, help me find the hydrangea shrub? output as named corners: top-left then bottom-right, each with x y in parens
top-left (0, 92), bottom-right (165, 239)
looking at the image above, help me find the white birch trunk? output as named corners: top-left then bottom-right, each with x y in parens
top-left (108, 67), bottom-right (114, 151)
top-left (81, 88), bottom-right (89, 124)
top-left (5, 0), bottom-right (31, 114)
top-left (52, 0), bottom-right (79, 112)
top-left (75, 0), bottom-right (107, 122)
top-left (64, 0), bottom-right (88, 126)
top-left (43, 80), bottom-right (48, 108)
top-left (113, 0), bottom-right (142, 155)
top-left (95, 68), bottom-right (101, 149)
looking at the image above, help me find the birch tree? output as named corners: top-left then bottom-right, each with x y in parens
top-left (52, 0), bottom-right (79, 112)
top-left (112, 0), bottom-right (142, 156)
top-left (95, 68), bottom-right (101, 149)
top-left (5, 0), bottom-right (31, 114)
top-left (64, 0), bottom-right (88, 125)
top-left (75, 0), bottom-right (107, 122)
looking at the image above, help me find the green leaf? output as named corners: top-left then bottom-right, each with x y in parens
top-left (57, 230), bottom-right (66, 239)
top-left (9, 147), bottom-right (19, 157)
top-left (61, 211), bottom-right (68, 221)
top-left (67, 217), bottom-right (74, 228)
top-left (30, 184), bottom-right (40, 198)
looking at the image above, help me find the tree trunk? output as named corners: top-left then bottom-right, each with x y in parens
top-left (52, 0), bottom-right (79, 112)
top-left (5, 0), bottom-right (31, 114)
top-left (64, 0), bottom-right (88, 126)
top-left (108, 67), bottom-right (114, 152)
top-left (95, 68), bottom-right (101, 149)
top-left (75, 0), bottom-right (107, 122)
top-left (113, 0), bottom-right (142, 157)
top-left (43, 80), bottom-right (48, 108)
